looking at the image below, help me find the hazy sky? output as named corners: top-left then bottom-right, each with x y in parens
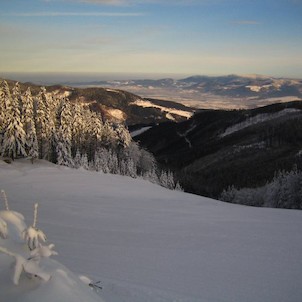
top-left (1, 0), bottom-right (302, 78)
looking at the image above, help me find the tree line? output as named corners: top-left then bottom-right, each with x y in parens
top-left (220, 166), bottom-right (302, 209)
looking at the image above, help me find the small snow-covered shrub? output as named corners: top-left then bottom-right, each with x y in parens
top-left (22, 203), bottom-right (46, 250)
top-left (0, 189), bottom-right (104, 302)
top-left (0, 193), bottom-right (54, 285)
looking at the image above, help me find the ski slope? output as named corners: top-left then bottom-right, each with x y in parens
top-left (0, 159), bottom-right (301, 302)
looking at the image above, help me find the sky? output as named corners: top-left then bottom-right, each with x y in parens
top-left (0, 0), bottom-right (302, 78)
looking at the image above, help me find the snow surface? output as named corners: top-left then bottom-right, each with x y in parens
top-left (131, 126), bottom-right (152, 137)
top-left (130, 99), bottom-right (193, 119)
top-left (0, 159), bottom-right (302, 302)
top-left (107, 108), bottom-right (125, 122)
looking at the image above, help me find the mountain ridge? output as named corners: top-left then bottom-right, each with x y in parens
top-left (60, 74), bottom-right (302, 110)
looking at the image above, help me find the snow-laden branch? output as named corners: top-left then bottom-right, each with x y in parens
top-left (33, 203), bottom-right (38, 228)
top-left (1, 190), bottom-right (9, 211)
top-left (0, 245), bottom-right (16, 257)
top-left (30, 243), bottom-right (58, 261)
top-left (0, 245), bottom-right (51, 285)
top-left (0, 217), bottom-right (8, 239)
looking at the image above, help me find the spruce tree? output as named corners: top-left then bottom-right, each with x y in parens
top-left (21, 88), bottom-right (38, 162)
top-left (102, 120), bottom-right (117, 148)
top-left (95, 148), bottom-right (110, 173)
top-left (0, 81), bottom-right (8, 153)
top-left (80, 153), bottom-right (89, 170)
top-left (56, 100), bottom-right (74, 167)
top-left (115, 124), bottom-right (132, 148)
top-left (1, 83), bottom-right (27, 160)
top-left (87, 111), bottom-right (103, 160)
top-left (35, 88), bottom-right (48, 159)
top-left (74, 149), bottom-right (82, 169)
top-left (71, 103), bottom-right (85, 157)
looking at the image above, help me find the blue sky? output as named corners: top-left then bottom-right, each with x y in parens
top-left (0, 0), bottom-right (301, 78)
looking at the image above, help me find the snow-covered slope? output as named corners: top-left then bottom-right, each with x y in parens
top-left (0, 159), bottom-right (302, 302)
top-left (220, 108), bottom-right (301, 137)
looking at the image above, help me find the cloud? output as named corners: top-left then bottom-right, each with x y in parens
top-left (80, 0), bottom-right (127, 3)
top-left (64, 0), bottom-right (202, 5)
top-left (231, 20), bottom-right (261, 25)
top-left (3, 11), bottom-right (144, 17)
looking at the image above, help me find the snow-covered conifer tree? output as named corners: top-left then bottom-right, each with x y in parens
top-left (159, 171), bottom-right (168, 188)
top-left (166, 171), bottom-right (176, 189)
top-left (80, 153), bottom-right (89, 170)
top-left (0, 81), bottom-right (8, 133)
top-left (94, 150), bottom-right (102, 172)
top-left (35, 88), bottom-right (48, 159)
top-left (115, 124), bottom-right (132, 148)
top-left (220, 185), bottom-right (237, 203)
top-left (86, 111), bottom-right (103, 160)
top-left (0, 81), bottom-right (10, 153)
top-left (56, 99), bottom-right (74, 167)
top-left (159, 170), bottom-right (176, 189)
top-left (37, 88), bottom-right (57, 161)
top-left (1, 83), bottom-right (27, 160)
top-left (0, 80), bottom-right (12, 124)
top-left (71, 103), bottom-right (85, 157)
top-left (102, 120), bottom-right (117, 148)
top-left (94, 148), bottom-right (110, 173)
top-left (174, 181), bottom-right (184, 191)
top-left (108, 150), bottom-right (119, 174)
top-left (74, 149), bottom-right (82, 169)
top-left (138, 148), bottom-right (156, 175)
top-left (45, 92), bottom-right (59, 162)
top-left (21, 87), bottom-right (38, 162)
top-left (125, 158), bottom-right (137, 178)
top-left (143, 168), bottom-right (159, 184)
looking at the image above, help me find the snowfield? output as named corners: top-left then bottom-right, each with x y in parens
top-left (130, 99), bottom-right (193, 119)
top-left (0, 159), bottom-right (302, 302)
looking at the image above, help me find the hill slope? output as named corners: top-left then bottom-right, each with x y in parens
top-left (0, 159), bottom-right (302, 302)
top-left (136, 101), bottom-right (302, 199)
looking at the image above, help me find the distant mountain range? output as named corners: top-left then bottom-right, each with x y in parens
top-left (64, 74), bottom-right (302, 110)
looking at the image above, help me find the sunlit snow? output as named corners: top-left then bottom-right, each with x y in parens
top-left (131, 99), bottom-right (193, 119)
top-left (131, 126), bottom-right (152, 137)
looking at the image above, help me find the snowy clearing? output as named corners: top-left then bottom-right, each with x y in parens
top-left (106, 108), bottom-right (125, 121)
top-left (130, 99), bottom-right (193, 119)
top-left (0, 159), bottom-right (302, 302)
